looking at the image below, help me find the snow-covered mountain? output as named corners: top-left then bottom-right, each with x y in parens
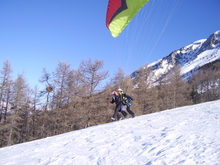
top-left (0, 100), bottom-right (220, 165)
top-left (133, 30), bottom-right (220, 82)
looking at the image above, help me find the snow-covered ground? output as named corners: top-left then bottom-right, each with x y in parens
top-left (0, 101), bottom-right (220, 165)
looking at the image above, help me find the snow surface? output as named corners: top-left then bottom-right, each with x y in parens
top-left (181, 47), bottom-right (220, 76)
top-left (1, 101), bottom-right (220, 165)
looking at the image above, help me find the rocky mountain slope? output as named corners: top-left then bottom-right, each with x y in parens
top-left (134, 30), bottom-right (220, 82)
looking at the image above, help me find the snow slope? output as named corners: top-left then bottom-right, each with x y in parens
top-left (0, 101), bottom-right (220, 165)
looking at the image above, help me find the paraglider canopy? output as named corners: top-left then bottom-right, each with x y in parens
top-left (106, 0), bottom-right (150, 37)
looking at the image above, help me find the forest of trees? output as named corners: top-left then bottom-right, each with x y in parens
top-left (1, 59), bottom-right (220, 148)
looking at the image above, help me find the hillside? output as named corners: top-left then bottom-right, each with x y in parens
top-left (0, 100), bottom-right (220, 165)
top-left (132, 30), bottom-right (220, 82)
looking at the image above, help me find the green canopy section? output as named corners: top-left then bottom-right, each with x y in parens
top-left (106, 0), bottom-right (150, 37)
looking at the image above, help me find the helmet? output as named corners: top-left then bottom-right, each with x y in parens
top-left (118, 88), bottom-right (123, 92)
top-left (112, 91), bottom-right (117, 95)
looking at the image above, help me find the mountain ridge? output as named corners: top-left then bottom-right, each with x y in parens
top-left (134, 30), bottom-right (220, 82)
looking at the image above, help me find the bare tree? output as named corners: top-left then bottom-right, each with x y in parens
top-left (28, 86), bottom-right (41, 140)
top-left (78, 58), bottom-right (108, 97)
top-left (7, 74), bottom-right (28, 146)
top-left (132, 66), bottom-right (153, 115)
top-left (0, 60), bottom-right (13, 123)
top-left (189, 61), bottom-right (220, 103)
top-left (53, 62), bottom-right (72, 108)
top-left (39, 68), bottom-right (53, 111)
top-left (110, 68), bottom-right (125, 88)
top-left (163, 66), bottom-right (192, 109)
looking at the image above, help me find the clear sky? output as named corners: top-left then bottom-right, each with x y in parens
top-left (0, 0), bottom-right (220, 89)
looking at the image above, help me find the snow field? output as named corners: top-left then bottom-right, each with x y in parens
top-left (0, 101), bottom-right (220, 165)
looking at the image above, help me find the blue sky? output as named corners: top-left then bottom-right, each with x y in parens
top-left (0, 0), bottom-right (220, 89)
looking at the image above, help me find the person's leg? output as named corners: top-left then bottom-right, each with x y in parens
top-left (127, 106), bottom-right (135, 117)
top-left (112, 105), bottom-right (121, 119)
top-left (117, 113), bottom-right (122, 120)
top-left (121, 111), bottom-right (127, 117)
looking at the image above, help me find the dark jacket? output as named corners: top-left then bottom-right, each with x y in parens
top-left (110, 94), bottom-right (122, 105)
